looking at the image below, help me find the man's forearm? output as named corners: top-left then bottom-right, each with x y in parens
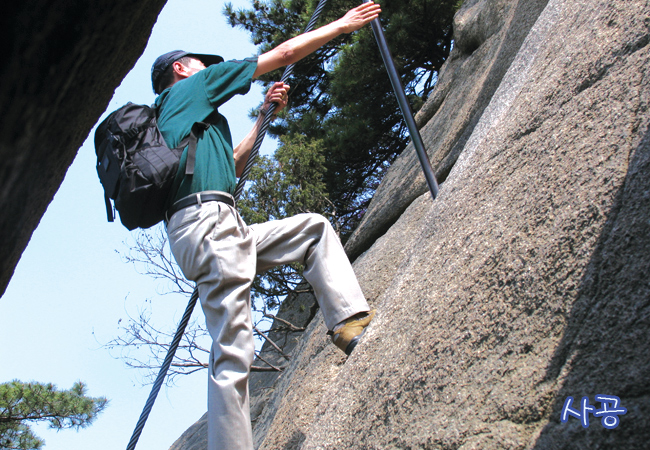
top-left (254, 21), bottom-right (345, 78)
top-left (233, 81), bottom-right (289, 176)
top-left (234, 114), bottom-right (265, 177)
top-left (233, 82), bottom-right (289, 177)
top-left (254, 2), bottom-right (381, 79)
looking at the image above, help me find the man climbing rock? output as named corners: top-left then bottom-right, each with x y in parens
top-left (150, 2), bottom-right (380, 449)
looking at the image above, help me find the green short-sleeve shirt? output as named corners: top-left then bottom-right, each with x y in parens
top-left (155, 58), bottom-right (258, 204)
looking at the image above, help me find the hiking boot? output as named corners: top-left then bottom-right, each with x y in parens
top-left (330, 310), bottom-right (376, 355)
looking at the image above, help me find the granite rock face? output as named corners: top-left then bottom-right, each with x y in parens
top-left (0, 0), bottom-right (167, 296)
top-left (172, 0), bottom-right (650, 448)
top-left (344, 0), bottom-right (550, 260)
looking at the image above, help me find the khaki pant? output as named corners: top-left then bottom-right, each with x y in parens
top-left (166, 193), bottom-right (368, 450)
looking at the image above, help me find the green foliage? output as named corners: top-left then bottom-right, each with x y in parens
top-left (0, 424), bottom-right (42, 450)
top-left (239, 134), bottom-right (329, 222)
top-left (0, 381), bottom-right (108, 450)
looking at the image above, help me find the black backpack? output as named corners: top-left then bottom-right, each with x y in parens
top-left (94, 103), bottom-right (207, 230)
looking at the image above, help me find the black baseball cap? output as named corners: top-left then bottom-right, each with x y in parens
top-left (151, 50), bottom-right (224, 94)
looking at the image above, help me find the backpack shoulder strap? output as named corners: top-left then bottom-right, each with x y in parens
top-left (184, 122), bottom-right (210, 176)
top-left (151, 104), bottom-right (210, 177)
top-left (105, 192), bottom-right (115, 222)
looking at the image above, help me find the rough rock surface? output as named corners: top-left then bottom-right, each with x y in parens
top-left (171, 0), bottom-right (650, 448)
top-left (0, 0), bottom-right (167, 296)
top-left (262, 0), bottom-right (650, 448)
top-left (344, 0), bottom-right (551, 261)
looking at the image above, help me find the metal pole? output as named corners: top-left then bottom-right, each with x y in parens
top-left (364, 0), bottom-right (439, 200)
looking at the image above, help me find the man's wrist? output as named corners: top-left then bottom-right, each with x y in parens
top-left (259, 107), bottom-right (277, 120)
top-left (331, 19), bottom-right (348, 35)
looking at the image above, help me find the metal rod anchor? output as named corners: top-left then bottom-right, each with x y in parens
top-left (364, 0), bottom-right (439, 200)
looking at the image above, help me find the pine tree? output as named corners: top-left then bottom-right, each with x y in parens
top-left (0, 380), bottom-right (108, 450)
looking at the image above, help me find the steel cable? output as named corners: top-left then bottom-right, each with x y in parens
top-left (125, 289), bottom-right (199, 450)
top-left (235, 0), bottom-right (329, 198)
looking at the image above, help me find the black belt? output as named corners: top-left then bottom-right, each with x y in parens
top-left (166, 192), bottom-right (235, 221)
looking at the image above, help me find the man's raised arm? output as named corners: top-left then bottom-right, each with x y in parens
top-left (253, 1), bottom-right (381, 79)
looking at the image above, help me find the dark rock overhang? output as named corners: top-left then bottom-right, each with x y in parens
top-left (0, 0), bottom-right (167, 296)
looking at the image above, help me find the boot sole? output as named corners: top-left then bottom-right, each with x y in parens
top-left (344, 328), bottom-right (368, 355)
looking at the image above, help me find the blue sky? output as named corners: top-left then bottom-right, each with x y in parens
top-left (0, 1), bottom-right (277, 448)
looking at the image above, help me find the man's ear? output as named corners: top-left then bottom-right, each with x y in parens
top-left (171, 60), bottom-right (190, 84)
top-left (172, 61), bottom-right (186, 76)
